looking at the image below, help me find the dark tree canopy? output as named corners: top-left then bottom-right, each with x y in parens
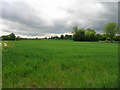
top-left (73, 27), bottom-right (99, 41)
top-left (2, 33), bottom-right (16, 40)
top-left (60, 35), bottom-right (64, 39)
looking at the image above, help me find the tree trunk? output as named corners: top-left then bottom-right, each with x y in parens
top-left (110, 37), bottom-right (113, 43)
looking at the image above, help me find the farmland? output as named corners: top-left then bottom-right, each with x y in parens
top-left (2, 40), bottom-right (118, 88)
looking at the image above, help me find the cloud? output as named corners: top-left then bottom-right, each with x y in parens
top-left (0, 0), bottom-right (118, 37)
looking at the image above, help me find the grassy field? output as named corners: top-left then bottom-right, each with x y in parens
top-left (2, 40), bottom-right (118, 88)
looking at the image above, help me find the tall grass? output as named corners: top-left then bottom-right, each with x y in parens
top-left (2, 40), bottom-right (118, 88)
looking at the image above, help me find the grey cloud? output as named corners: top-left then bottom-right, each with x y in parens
top-left (1, 1), bottom-right (118, 37)
top-left (2, 2), bottom-right (46, 29)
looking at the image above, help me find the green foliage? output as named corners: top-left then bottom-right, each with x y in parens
top-left (16, 36), bottom-right (21, 41)
top-left (50, 36), bottom-right (59, 39)
top-left (101, 34), bottom-right (108, 41)
top-left (85, 28), bottom-right (97, 41)
top-left (113, 35), bottom-right (120, 41)
top-left (73, 28), bottom-right (86, 41)
top-left (2, 33), bottom-right (16, 41)
top-left (64, 34), bottom-right (72, 39)
top-left (60, 35), bottom-right (64, 39)
top-left (72, 23), bottom-right (119, 42)
top-left (10, 33), bottom-right (16, 40)
top-left (72, 26), bottom-right (78, 34)
top-left (96, 34), bottom-right (102, 41)
top-left (50, 34), bottom-right (72, 40)
top-left (3, 40), bottom-right (118, 88)
top-left (73, 27), bottom-right (99, 41)
top-left (103, 22), bottom-right (117, 42)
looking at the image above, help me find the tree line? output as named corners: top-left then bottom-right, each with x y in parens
top-left (1, 33), bottom-right (22, 41)
top-left (1, 33), bottom-right (73, 41)
top-left (72, 22), bottom-right (120, 42)
top-left (49, 34), bottom-right (72, 40)
top-left (1, 22), bottom-right (120, 42)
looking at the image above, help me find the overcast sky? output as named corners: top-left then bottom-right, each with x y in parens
top-left (0, 0), bottom-right (119, 38)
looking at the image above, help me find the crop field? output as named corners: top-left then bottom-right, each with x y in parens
top-left (2, 40), bottom-right (118, 88)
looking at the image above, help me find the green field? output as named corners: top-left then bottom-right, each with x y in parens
top-left (2, 40), bottom-right (118, 88)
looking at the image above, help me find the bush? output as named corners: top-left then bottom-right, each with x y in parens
top-left (2, 33), bottom-right (16, 41)
top-left (73, 29), bottom-right (86, 41)
top-left (113, 36), bottom-right (120, 41)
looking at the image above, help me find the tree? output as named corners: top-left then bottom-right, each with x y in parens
top-left (68, 35), bottom-right (72, 39)
top-left (2, 33), bottom-right (16, 40)
top-left (36, 37), bottom-right (38, 40)
top-left (50, 36), bottom-right (59, 39)
top-left (73, 27), bottom-right (86, 41)
top-left (101, 34), bottom-right (108, 41)
top-left (96, 34), bottom-right (102, 41)
top-left (116, 26), bottom-right (120, 35)
top-left (72, 26), bottom-right (78, 34)
top-left (85, 28), bottom-right (97, 41)
top-left (10, 33), bottom-right (16, 40)
top-left (60, 35), bottom-right (64, 39)
top-left (44, 37), bottom-right (47, 39)
top-left (64, 34), bottom-right (72, 39)
top-left (0, 37), bottom-right (2, 41)
top-left (16, 36), bottom-right (21, 41)
top-left (103, 22), bottom-right (117, 42)
top-left (113, 35), bottom-right (120, 41)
